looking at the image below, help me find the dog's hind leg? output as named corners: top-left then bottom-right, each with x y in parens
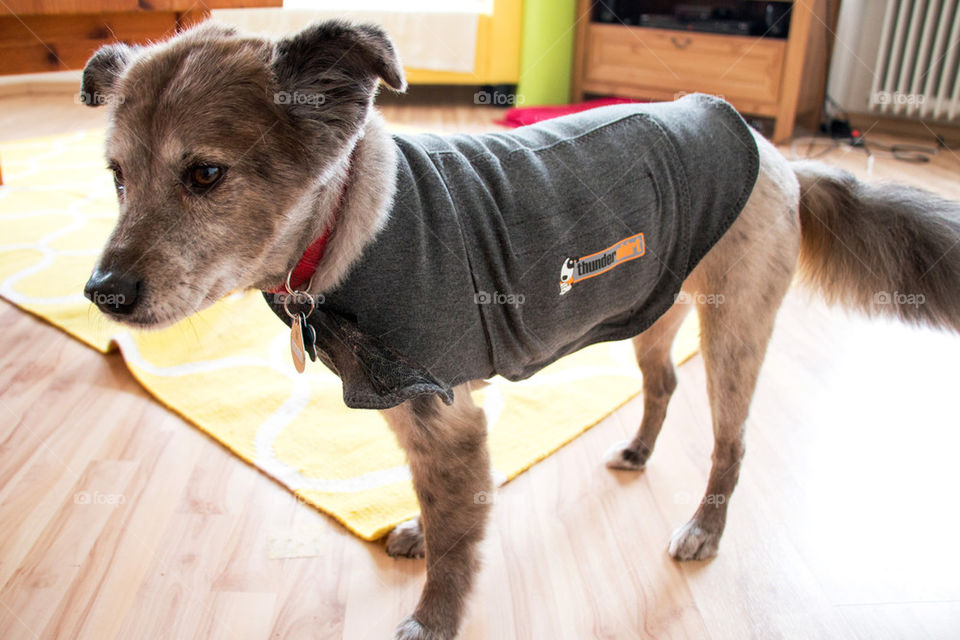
top-left (605, 299), bottom-right (692, 470)
top-left (668, 134), bottom-right (800, 560)
top-left (382, 385), bottom-right (492, 640)
top-left (667, 285), bottom-right (784, 560)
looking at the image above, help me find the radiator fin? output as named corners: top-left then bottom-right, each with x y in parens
top-left (870, 0), bottom-right (960, 122)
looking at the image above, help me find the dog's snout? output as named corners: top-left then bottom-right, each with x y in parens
top-left (84, 269), bottom-right (142, 316)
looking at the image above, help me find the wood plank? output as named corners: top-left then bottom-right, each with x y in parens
top-left (569, 0), bottom-right (592, 102)
top-left (796, 0), bottom-right (833, 128)
top-left (772, 0), bottom-right (815, 141)
top-left (0, 12), bottom-right (183, 74)
top-left (0, 0), bottom-right (278, 17)
top-left (580, 80), bottom-right (780, 118)
top-left (585, 24), bottom-right (787, 107)
top-left (0, 1), bottom-right (139, 17)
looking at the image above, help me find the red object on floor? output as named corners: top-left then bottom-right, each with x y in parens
top-left (495, 97), bottom-right (645, 128)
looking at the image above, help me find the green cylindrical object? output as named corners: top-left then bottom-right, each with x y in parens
top-left (516, 0), bottom-right (577, 106)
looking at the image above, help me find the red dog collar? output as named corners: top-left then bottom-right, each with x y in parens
top-left (266, 226), bottom-right (332, 294)
top-left (266, 152), bottom-right (355, 294)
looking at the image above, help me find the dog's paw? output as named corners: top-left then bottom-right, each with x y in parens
top-left (668, 520), bottom-right (721, 561)
top-left (394, 616), bottom-right (445, 640)
top-left (386, 517), bottom-right (425, 558)
top-left (603, 440), bottom-right (647, 471)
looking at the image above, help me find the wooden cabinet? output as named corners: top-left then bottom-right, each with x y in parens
top-left (0, 0), bottom-right (281, 75)
top-left (572, 0), bottom-right (838, 141)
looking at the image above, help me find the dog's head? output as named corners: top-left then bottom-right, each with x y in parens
top-left (80, 20), bottom-right (405, 327)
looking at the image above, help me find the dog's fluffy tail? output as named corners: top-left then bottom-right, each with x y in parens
top-left (792, 160), bottom-right (960, 333)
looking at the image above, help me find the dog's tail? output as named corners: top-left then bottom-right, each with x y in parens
top-left (792, 160), bottom-right (960, 333)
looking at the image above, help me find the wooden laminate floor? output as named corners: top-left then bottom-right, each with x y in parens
top-left (1, 91), bottom-right (959, 640)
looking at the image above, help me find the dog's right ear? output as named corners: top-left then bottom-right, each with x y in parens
top-left (80, 43), bottom-right (136, 107)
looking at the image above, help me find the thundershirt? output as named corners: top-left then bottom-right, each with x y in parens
top-left (265, 94), bottom-right (760, 409)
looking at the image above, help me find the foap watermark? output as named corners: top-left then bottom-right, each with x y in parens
top-left (474, 290), bottom-right (525, 308)
top-left (673, 491), bottom-right (726, 506)
top-left (675, 291), bottom-right (725, 307)
top-left (473, 90), bottom-right (525, 107)
top-left (274, 91), bottom-right (326, 107)
top-left (76, 91), bottom-right (124, 107)
top-left (872, 91), bottom-right (925, 107)
top-left (74, 491), bottom-right (126, 506)
top-left (873, 290), bottom-right (925, 308)
top-left (89, 292), bottom-right (128, 308)
top-left (270, 291), bottom-right (326, 306)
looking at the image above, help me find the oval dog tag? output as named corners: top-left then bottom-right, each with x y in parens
top-left (290, 314), bottom-right (306, 374)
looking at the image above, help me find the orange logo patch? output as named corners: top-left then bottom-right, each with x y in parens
top-left (559, 232), bottom-right (645, 295)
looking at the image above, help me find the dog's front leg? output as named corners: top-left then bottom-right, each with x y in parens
top-left (382, 385), bottom-right (492, 640)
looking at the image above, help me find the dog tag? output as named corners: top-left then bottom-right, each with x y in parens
top-left (300, 314), bottom-right (317, 362)
top-left (290, 315), bottom-right (306, 374)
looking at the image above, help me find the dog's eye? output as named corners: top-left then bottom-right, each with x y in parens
top-left (184, 165), bottom-right (225, 193)
top-left (110, 164), bottom-right (124, 196)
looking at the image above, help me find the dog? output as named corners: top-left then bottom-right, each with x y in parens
top-left (79, 20), bottom-right (960, 640)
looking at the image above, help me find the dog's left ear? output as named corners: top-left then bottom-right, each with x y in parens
top-left (272, 21), bottom-right (405, 149)
top-left (80, 43), bottom-right (136, 107)
top-left (273, 20), bottom-right (407, 99)
top-left (274, 20), bottom-right (407, 91)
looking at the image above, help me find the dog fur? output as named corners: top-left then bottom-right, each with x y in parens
top-left (81, 21), bottom-right (960, 640)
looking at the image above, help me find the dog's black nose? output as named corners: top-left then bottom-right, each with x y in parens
top-left (84, 269), bottom-right (142, 315)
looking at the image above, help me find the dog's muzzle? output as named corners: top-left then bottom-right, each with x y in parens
top-left (84, 268), bottom-right (142, 316)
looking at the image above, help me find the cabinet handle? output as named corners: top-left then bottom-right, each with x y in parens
top-left (670, 36), bottom-right (692, 49)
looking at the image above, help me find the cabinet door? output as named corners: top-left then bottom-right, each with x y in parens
top-left (585, 24), bottom-right (786, 108)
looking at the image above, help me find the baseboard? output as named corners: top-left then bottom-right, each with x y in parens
top-left (0, 71), bottom-right (83, 98)
top-left (848, 111), bottom-right (960, 147)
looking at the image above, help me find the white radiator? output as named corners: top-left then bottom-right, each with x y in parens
top-left (869, 0), bottom-right (960, 120)
top-left (829, 0), bottom-right (960, 122)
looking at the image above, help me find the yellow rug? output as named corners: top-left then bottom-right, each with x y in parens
top-left (0, 128), bottom-right (700, 541)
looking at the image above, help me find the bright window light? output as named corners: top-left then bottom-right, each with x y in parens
top-left (283, 0), bottom-right (492, 14)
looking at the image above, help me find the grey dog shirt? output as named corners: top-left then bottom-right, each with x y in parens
top-left (265, 94), bottom-right (759, 409)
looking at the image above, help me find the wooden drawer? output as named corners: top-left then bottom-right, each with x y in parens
top-left (584, 24), bottom-right (786, 108)
top-left (0, 0), bottom-right (281, 15)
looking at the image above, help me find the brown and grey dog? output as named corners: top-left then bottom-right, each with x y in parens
top-left (80, 20), bottom-right (960, 640)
